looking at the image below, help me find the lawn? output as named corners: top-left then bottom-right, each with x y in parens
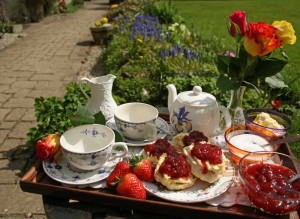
top-left (170, 0), bottom-right (300, 157)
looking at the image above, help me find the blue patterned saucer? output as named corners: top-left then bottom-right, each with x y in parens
top-left (43, 155), bottom-right (122, 186)
top-left (106, 117), bottom-right (169, 146)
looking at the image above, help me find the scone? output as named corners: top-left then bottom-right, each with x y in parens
top-left (154, 153), bottom-right (196, 190)
top-left (173, 130), bottom-right (209, 152)
top-left (143, 139), bottom-right (177, 165)
top-left (183, 142), bottom-right (228, 183)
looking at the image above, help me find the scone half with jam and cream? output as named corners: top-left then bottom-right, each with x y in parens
top-left (143, 139), bottom-right (177, 165)
top-left (154, 152), bottom-right (196, 190)
top-left (173, 130), bottom-right (209, 153)
top-left (183, 142), bottom-right (228, 183)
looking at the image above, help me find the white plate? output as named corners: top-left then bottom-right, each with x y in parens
top-left (142, 155), bottom-right (235, 203)
top-left (43, 155), bottom-right (122, 186)
top-left (106, 117), bottom-right (169, 146)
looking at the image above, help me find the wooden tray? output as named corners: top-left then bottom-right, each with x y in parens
top-left (20, 116), bottom-right (299, 219)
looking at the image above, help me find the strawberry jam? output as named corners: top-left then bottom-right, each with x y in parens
top-left (144, 139), bottom-right (177, 158)
top-left (183, 130), bottom-right (209, 146)
top-left (242, 163), bottom-right (300, 214)
top-left (158, 153), bottom-right (191, 179)
top-left (191, 142), bottom-right (223, 174)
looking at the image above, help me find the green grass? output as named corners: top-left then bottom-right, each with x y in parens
top-left (170, 0), bottom-right (300, 158)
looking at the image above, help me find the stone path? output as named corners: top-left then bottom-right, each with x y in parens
top-left (0, 1), bottom-right (108, 218)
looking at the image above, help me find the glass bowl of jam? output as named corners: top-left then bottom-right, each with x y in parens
top-left (224, 125), bottom-right (279, 164)
top-left (238, 151), bottom-right (300, 215)
top-left (244, 108), bottom-right (291, 137)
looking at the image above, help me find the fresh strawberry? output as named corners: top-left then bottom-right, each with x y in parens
top-left (116, 173), bottom-right (146, 199)
top-left (106, 161), bottom-right (131, 188)
top-left (130, 155), bottom-right (155, 182)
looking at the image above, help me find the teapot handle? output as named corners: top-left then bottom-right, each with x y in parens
top-left (79, 77), bottom-right (91, 100)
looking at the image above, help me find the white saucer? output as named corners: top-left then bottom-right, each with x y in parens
top-left (106, 117), bottom-right (170, 146)
top-left (42, 155), bottom-right (122, 186)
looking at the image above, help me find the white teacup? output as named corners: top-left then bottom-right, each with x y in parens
top-left (60, 124), bottom-right (128, 171)
top-left (114, 102), bottom-right (159, 141)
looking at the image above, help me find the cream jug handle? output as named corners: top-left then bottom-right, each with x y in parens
top-left (79, 77), bottom-right (91, 100)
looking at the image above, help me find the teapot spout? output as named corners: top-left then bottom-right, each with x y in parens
top-left (166, 84), bottom-right (177, 113)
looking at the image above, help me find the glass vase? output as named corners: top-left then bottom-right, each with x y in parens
top-left (227, 86), bottom-right (246, 126)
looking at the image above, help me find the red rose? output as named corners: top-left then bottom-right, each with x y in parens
top-left (244, 22), bottom-right (281, 56)
top-left (36, 140), bottom-right (52, 161)
top-left (229, 10), bottom-right (248, 37)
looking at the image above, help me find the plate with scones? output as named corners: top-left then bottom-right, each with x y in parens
top-left (141, 131), bottom-right (235, 203)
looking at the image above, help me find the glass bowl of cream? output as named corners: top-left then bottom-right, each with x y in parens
top-left (224, 125), bottom-right (279, 164)
top-left (244, 109), bottom-right (291, 137)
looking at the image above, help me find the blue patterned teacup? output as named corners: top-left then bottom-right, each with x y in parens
top-left (60, 124), bottom-right (128, 171)
top-left (114, 102), bottom-right (159, 141)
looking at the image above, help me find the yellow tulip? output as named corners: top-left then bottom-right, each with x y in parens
top-left (100, 17), bottom-right (108, 24)
top-left (111, 4), bottom-right (118, 9)
top-left (95, 21), bottom-right (101, 27)
top-left (272, 20), bottom-right (296, 45)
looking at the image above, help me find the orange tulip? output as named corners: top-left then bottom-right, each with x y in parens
top-left (244, 22), bottom-right (281, 57)
top-left (36, 134), bottom-right (61, 161)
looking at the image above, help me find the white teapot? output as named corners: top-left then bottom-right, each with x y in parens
top-left (167, 84), bottom-right (231, 137)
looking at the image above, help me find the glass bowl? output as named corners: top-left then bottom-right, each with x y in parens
top-left (244, 108), bottom-right (291, 137)
top-left (224, 125), bottom-right (279, 164)
top-left (238, 151), bottom-right (300, 215)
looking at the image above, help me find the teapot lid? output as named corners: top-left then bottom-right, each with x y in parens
top-left (178, 86), bottom-right (216, 106)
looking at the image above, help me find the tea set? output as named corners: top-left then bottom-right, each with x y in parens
top-left (43, 74), bottom-right (234, 186)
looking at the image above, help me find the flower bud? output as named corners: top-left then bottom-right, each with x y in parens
top-left (229, 10), bottom-right (247, 37)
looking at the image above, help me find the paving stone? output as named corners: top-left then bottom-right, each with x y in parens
top-left (3, 98), bottom-right (35, 108)
top-left (11, 81), bottom-right (37, 89)
top-left (0, 138), bottom-right (24, 153)
top-left (0, 130), bottom-right (9, 145)
top-left (0, 93), bottom-right (12, 103)
top-left (13, 89), bottom-right (31, 98)
top-left (30, 74), bottom-right (62, 81)
top-left (0, 84), bottom-right (10, 93)
top-left (0, 108), bottom-right (11, 120)
top-left (28, 89), bottom-right (65, 99)
top-left (0, 121), bottom-right (16, 130)
top-left (22, 108), bottom-right (36, 122)
top-left (8, 122), bottom-right (36, 139)
top-left (0, 184), bottom-right (45, 214)
top-left (5, 72), bottom-right (35, 81)
top-left (5, 108), bottom-right (27, 122)
top-left (0, 77), bottom-right (15, 85)
top-left (0, 159), bottom-right (24, 183)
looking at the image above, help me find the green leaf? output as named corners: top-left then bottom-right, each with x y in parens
top-left (67, 102), bottom-right (95, 126)
top-left (265, 73), bottom-right (288, 89)
top-left (94, 111), bottom-right (106, 125)
top-left (216, 75), bottom-right (241, 91)
top-left (113, 129), bottom-right (124, 143)
top-left (256, 58), bottom-right (288, 78)
top-left (217, 55), bottom-right (230, 73)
